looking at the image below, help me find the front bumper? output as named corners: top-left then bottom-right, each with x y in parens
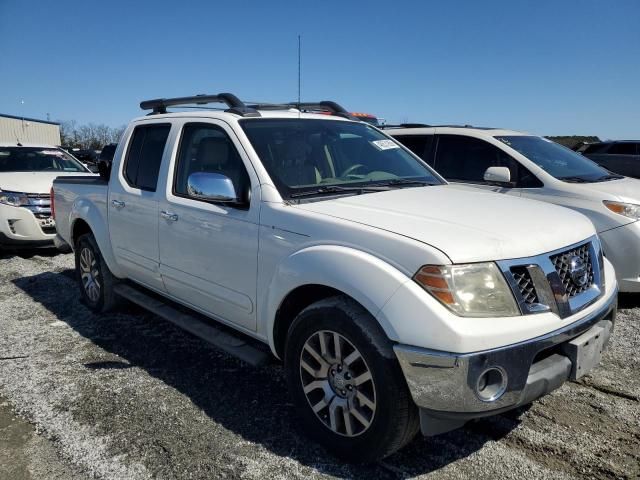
top-left (0, 203), bottom-right (55, 246)
top-left (394, 289), bottom-right (617, 435)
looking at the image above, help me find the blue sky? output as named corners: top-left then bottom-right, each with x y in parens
top-left (1, 0), bottom-right (638, 139)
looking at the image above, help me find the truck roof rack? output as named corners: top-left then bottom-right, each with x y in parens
top-left (247, 100), bottom-right (355, 120)
top-left (140, 93), bottom-right (261, 117)
top-left (139, 94), bottom-right (356, 120)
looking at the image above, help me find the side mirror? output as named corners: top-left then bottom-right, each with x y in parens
top-left (187, 172), bottom-right (238, 203)
top-left (483, 166), bottom-right (514, 187)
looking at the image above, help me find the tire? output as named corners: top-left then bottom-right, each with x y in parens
top-left (75, 233), bottom-right (117, 313)
top-left (285, 295), bottom-right (419, 462)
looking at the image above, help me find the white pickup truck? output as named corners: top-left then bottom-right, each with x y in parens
top-left (52, 94), bottom-right (618, 461)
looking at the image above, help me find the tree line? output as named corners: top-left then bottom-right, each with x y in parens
top-left (58, 120), bottom-right (126, 150)
top-left (546, 135), bottom-right (600, 149)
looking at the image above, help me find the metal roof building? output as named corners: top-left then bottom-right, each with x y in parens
top-left (0, 113), bottom-right (61, 145)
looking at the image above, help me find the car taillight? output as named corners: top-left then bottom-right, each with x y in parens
top-left (50, 187), bottom-right (56, 220)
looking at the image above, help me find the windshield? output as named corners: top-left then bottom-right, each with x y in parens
top-left (240, 119), bottom-right (442, 198)
top-left (496, 136), bottom-right (614, 182)
top-left (0, 147), bottom-right (88, 173)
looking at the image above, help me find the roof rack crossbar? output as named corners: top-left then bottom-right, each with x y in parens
top-left (284, 101), bottom-right (355, 119)
top-left (139, 93), bottom-right (261, 117)
top-left (380, 123), bottom-right (432, 129)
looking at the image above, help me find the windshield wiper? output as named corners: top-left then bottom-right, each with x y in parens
top-left (289, 185), bottom-right (390, 199)
top-left (373, 179), bottom-right (437, 188)
top-left (558, 176), bottom-right (591, 183)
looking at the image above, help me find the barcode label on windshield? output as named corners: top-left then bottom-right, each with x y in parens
top-left (371, 140), bottom-right (399, 151)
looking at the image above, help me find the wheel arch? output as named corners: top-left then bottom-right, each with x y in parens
top-left (69, 200), bottom-right (124, 278)
top-left (272, 284), bottom-right (343, 359)
top-left (264, 245), bottom-right (412, 359)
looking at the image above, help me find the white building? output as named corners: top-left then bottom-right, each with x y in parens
top-left (0, 113), bottom-right (61, 145)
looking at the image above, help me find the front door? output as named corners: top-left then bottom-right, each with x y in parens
top-left (158, 120), bottom-right (260, 332)
top-left (108, 122), bottom-right (171, 291)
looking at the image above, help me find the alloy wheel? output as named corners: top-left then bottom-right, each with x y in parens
top-left (299, 330), bottom-right (376, 437)
top-left (79, 247), bottom-right (101, 303)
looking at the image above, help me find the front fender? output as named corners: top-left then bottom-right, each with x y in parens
top-left (69, 198), bottom-right (124, 278)
top-left (263, 245), bottom-right (413, 355)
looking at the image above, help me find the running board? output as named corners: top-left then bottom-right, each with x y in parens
top-left (113, 283), bottom-right (271, 367)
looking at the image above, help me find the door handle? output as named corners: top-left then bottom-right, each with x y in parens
top-left (111, 199), bottom-right (125, 209)
top-left (161, 210), bottom-right (179, 222)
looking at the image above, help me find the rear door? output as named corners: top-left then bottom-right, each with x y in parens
top-left (158, 120), bottom-right (260, 332)
top-left (108, 122), bottom-right (171, 291)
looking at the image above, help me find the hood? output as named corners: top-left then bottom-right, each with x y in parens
top-left (295, 186), bottom-right (596, 263)
top-left (0, 172), bottom-right (96, 194)
top-left (572, 177), bottom-right (640, 203)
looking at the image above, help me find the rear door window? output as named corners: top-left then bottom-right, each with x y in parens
top-left (124, 124), bottom-right (171, 191)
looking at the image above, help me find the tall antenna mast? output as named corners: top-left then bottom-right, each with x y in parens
top-left (297, 35), bottom-right (301, 105)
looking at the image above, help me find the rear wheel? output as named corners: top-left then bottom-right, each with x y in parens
top-left (75, 233), bottom-right (117, 313)
top-left (285, 295), bottom-right (419, 462)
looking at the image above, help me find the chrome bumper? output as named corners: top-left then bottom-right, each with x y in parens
top-left (394, 291), bottom-right (617, 434)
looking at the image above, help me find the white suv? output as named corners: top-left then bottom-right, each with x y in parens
top-left (388, 125), bottom-right (640, 293)
top-left (0, 143), bottom-right (93, 249)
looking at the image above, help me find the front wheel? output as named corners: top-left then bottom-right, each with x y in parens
top-left (285, 295), bottom-right (419, 462)
top-left (75, 233), bottom-right (117, 313)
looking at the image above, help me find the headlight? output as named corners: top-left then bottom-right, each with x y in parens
top-left (0, 191), bottom-right (30, 207)
top-left (414, 262), bottom-right (519, 317)
top-left (603, 201), bottom-right (640, 220)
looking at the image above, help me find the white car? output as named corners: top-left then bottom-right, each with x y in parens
top-left (388, 125), bottom-right (640, 293)
top-left (52, 94), bottom-right (617, 461)
top-left (0, 143), bottom-right (93, 249)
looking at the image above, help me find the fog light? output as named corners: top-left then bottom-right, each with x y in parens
top-left (476, 367), bottom-right (507, 402)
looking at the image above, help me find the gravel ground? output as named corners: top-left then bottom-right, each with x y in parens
top-left (0, 249), bottom-right (638, 480)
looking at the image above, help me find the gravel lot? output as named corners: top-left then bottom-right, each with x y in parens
top-left (0, 249), bottom-right (638, 480)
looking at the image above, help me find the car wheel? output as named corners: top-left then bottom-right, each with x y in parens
top-left (75, 233), bottom-right (117, 313)
top-left (285, 295), bottom-right (419, 462)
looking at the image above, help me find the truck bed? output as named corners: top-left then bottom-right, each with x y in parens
top-left (52, 175), bottom-right (109, 249)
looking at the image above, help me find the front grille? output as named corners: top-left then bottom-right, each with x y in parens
top-left (24, 194), bottom-right (52, 220)
top-left (26, 193), bottom-right (50, 200)
top-left (511, 267), bottom-right (539, 305)
top-left (550, 243), bottom-right (594, 297)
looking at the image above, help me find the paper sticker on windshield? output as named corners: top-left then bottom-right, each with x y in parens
top-left (371, 139), bottom-right (399, 151)
top-left (39, 150), bottom-right (64, 156)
